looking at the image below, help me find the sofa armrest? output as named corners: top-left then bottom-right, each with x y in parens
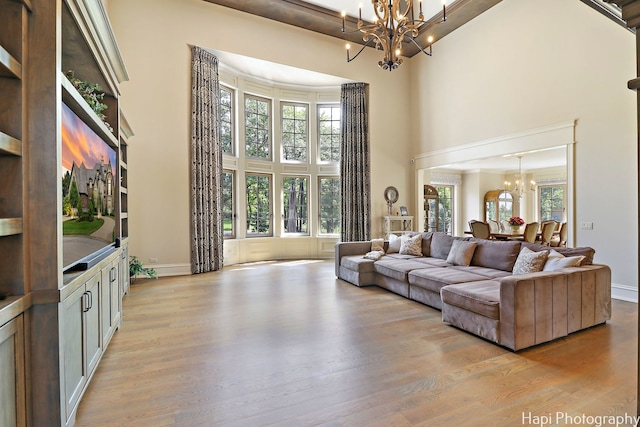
top-left (499, 265), bottom-right (611, 351)
top-left (335, 241), bottom-right (373, 277)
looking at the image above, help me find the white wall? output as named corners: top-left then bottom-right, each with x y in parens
top-left (409, 0), bottom-right (637, 299)
top-left (107, 0), bottom-right (414, 273)
top-left (107, 0), bottom-right (638, 300)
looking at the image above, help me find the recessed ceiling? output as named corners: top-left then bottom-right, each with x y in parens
top-left (433, 146), bottom-right (566, 172)
top-left (210, 49), bottom-right (352, 87)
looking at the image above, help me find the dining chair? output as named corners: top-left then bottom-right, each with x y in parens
top-left (500, 219), bottom-right (511, 231)
top-left (469, 220), bottom-right (491, 239)
top-left (540, 221), bottom-right (557, 246)
top-left (487, 219), bottom-right (501, 233)
top-left (550, 222), bottom-right (568, 247)
top-left (522, 222), bottom-right (538, 243)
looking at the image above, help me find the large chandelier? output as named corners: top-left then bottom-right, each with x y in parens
top-left (504, 156), bottom-right (535, 199)
top-left (341, 0), bottom-right (446, 71)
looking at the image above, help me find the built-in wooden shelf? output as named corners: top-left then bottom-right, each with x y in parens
top-left (61, 73), bottom-right (118, 147)
top-left (0, 44), bottom-right (21, 79)
top-left (0, 131), bottom-right (22, 156)
top-left (0, 218), bottom-right (23, 237)
top-left (0, 294), bottom-right (31, 329)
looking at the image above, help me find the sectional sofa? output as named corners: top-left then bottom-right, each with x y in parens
top-left (335, 232), bottom-right (611, 351)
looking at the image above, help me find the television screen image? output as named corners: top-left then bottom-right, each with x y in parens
top-left (61, 102), bottom-right (117, 271)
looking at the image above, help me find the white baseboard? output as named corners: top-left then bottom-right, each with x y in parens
top-left (612, 283), bottom-right (638, 303)
top-left (153, 263), bottom-right (191, 277)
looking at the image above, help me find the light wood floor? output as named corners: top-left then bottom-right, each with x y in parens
top-left (75, 259), bottom-right (637, 427)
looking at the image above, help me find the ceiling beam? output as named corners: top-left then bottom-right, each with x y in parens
top-left (203, 0), bottom-right (502, 58)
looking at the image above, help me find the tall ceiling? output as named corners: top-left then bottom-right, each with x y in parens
top-left (203, 0), bottom-right (627, 58)
top-left (202, 0), bottom-right (626, 172)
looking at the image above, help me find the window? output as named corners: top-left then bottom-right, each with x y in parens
top-left (222, 170), bottom-right (235, 238)
top-left (283, 176), bottom-right (308, 234)
top-left (435, 185), bottom-right (454, 235)
top-left (246, 173), bottom-right (272, 236)
top-left (318, 177), bottom-right (340, 235)
top-left (498, 191), bottom-right (514, 221)
top-left (245, 95), bottom-right (271, 159)
top-left (318, 105), bottom-right (341, 162)
top-left (539, 185), bottom-right (565, 222)
top-left (220, 86), bottom-right (234, 154)
top-left (281, 103), bottom-right (308, 161)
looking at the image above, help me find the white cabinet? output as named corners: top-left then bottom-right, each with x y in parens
top-left (120, 242), bottom-right (130, 296)
top-left (101, 258), bottom-right (120, 346)
top-left (383, 215), bottom-right (413, 238)
top-left (61, 272), bottom-right (102, 421)
top-left (0, 314), bottom-right (26, 427)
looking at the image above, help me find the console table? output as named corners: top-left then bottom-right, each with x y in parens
top-left (383, 215), bottom-right (413, 238)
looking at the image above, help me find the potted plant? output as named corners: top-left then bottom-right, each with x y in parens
top-left (129, 255), bottom-right (157, 283)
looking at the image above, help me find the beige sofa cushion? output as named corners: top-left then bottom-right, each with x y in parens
top-left (374, 259), bottom-right (432, 282)
top-left (430, 233), bottom-right (456, 260)
top-left (441, 280), bottom-right (501, 320)
top-left (340, 255), bottom-right (376, 274)
top-left (408, 268), bottom-right (488, 293)
top-left (470, 239), bottom-right (521, 272)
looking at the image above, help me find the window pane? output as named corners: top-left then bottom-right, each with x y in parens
top-left (436, 185), bottom-right (454, 235)
top-left (222, 171), bottom-right (235, 238)
top-left (319, 177), bottom-right (340, 234)
top-left (283, 177), bottom-right (309, 234)
top-left (539, 185), bottom-right (565, 222)
top-left (220, 87), bottom-right (234, 154)
top-left (281, 103), bottom-right (308, 161)
top-left (318, 105), bottom-right (341, 162)
top-left (245, 96), bottom-right (271, 159)
top-left (246, 174), bottom-right (272, 236)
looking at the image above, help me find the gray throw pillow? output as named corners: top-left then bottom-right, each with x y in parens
top-left (446, 240), bottom-right (478, 266)
top-left (512, 247), bottom-right (549, 275)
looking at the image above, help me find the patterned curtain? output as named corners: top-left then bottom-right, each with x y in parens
top-left (340, 82), bottom-right (371, 242)
top-left (190, 46), bottom-right (223, 273)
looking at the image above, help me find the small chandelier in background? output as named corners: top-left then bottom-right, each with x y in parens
top-left (341, 0), bottom-right (446, 71)
top-left (504, 155), bottom-right (535, 199)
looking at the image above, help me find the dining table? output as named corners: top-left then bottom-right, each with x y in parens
top-left (463, 230), bottom-right (559, 240)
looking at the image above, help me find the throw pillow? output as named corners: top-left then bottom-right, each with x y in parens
top-left (446, 240), bottom-right (478, 266)
top-left (387, 234), bottom-right (401, 253)
top-left (512, 247), bottom-right (549, 275)
top-left (363, 250), bottom-right (385, 260)
top-left (543, 250), bottom-right (584, 271)
top-left (399, 234), bottom-right (422, 256)
top-left (371, 238), bottom-right (385, 252)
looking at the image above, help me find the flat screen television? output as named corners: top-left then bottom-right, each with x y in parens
top-left (61, 102), bottom-right (118, 272)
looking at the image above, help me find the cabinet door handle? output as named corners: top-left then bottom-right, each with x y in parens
top-left (110, 266), bottom-right (117, 283)
top-left (87, 289), bottom-right (93, 310)
top-left (83, 292), bottom-right (89, 312)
